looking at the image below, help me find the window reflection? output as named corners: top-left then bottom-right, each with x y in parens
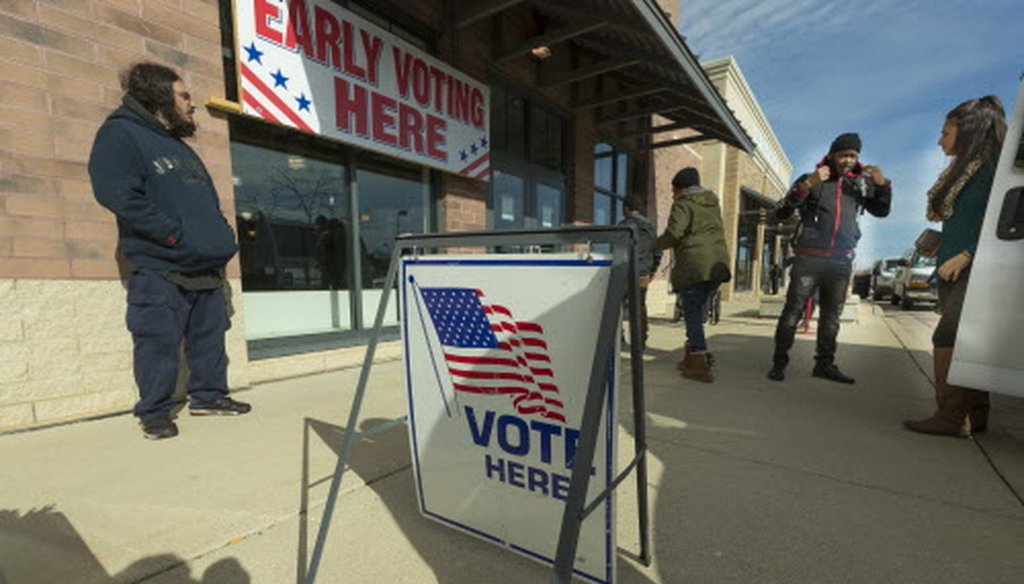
top-left (535, 183), bottom-right (562, 228)
top-left (593, 143), bottom-right (629, 225)
top-left (357, 160), bottom-right (429, 326)
top-left (232, 143), bottom-right (349, 292)
top-left (492, 171), bottom-right (526, 230)
top-left (231, 143), bottom-right (433, 340)
top-left (357, 164), bottom-right (428, 287)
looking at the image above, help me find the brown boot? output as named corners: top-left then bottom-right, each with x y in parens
top-left (967, 390), bottom-right (990, 433)
top-left (677, 344), bottom-right (694, 372)
top-left (932, 347), bottom-right (954, 411)
top-left (680, 352), bottom-right (714, 383)
top-left (677, 345), bottom-right (715, 371)
top-left (903, 348), bottom-right (970, 438)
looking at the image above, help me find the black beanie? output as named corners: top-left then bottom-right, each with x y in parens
top-left (829, 132), bottom-right (861, 154)
top-left (672, 167), bottom-right (700, 189)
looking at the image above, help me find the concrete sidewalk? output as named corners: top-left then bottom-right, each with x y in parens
top-left (1, 303), bottom-right (1022, 583)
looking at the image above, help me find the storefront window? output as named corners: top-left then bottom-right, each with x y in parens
top-left (356, 159), bottom-right (430, 326)
top-left (735, 241), bottom-right (753, 292)
top-left (492, 171), bottom-right (526, 230)
top-left (593, 192), bottom-right (614, 226)
top-left (535, 183), bottom-right (562, 228)
top-left (593, 143), bottom-right (629, 225)
top-left (489, 84), bottom-right (566, 230)
top-left (231, 140), bottom-right (432, 345)
top-left (734, 193), bottom-right (761, 292)
top-left (232, 143), bottom-right (353, 339)
top-left (761, 239), bottom-right (775, 294)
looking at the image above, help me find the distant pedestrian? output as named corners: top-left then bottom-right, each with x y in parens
top-left (657, 168), bottom-right (731, 383)
top-left (769, 263), bottom-right (782, 295)
top-left (767, 133), bottom-right (892, 384)
top-left (618, 196), bottom-right (662, 349)
top-left (89, 63), bottom-right (251, 440)
top-left (904, 96), bottom-right (1006, 438)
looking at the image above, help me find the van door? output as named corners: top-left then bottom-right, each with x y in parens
top-left (949, 78), bottom-right (1024, 396)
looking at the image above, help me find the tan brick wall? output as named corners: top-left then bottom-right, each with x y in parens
top-left (441, 174), bottom-right (487, 233)
top-left (0, 0), bottom-right (236, 281)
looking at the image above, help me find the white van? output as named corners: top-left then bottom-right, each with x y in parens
top-left (949, 77), bottom-right (1024, 397)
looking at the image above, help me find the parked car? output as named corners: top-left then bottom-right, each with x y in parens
top-left (852, 270), bottom-right (872, 299)
top-left (891, 251), bottom-right (938, 309)
top-left (870, 257), bottom-right (901, 300)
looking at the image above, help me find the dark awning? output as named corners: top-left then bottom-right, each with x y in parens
top-left (454, 0), bottom-right (755, 153)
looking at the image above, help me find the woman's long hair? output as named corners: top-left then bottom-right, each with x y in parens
top-left (927, 96), bottom-right (1007, 219)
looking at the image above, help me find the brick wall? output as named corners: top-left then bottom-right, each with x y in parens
top-left (0, 0), bottom-right (249, 430)
top-left (0, 0), bottom-right (235, 280)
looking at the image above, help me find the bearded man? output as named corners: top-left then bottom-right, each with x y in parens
top-left (89, 62), bottom-right (250, 440)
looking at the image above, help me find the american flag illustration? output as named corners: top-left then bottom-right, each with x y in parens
top-left (418, 287), bottom-right (565, 424)
top-left (238, 41), bottom-right (315, 134)
top-left (456, 139), bottom-right (490, 181)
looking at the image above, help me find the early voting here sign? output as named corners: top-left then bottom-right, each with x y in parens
top-left (401, 255), bottom-right (619, 583)
top-left (234, 0), bottom-right (490, 180)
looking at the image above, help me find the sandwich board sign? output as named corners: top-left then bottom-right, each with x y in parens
top-left (401, 254), bottom-right (619, 584)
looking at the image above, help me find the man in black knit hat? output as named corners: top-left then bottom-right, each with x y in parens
top-left (768, 133), bottom-right (892, 384)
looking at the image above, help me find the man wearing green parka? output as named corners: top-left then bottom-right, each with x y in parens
top-left (656, 168), bottom-right (731, 382)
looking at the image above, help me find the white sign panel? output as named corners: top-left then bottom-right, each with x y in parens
top-left (401, 255), bottom-right (618, 584)
top-left (234, 0), bottom-right (490, 180)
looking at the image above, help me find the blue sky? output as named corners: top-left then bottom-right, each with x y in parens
top-left (679, 0), bottom-right (1023, 269)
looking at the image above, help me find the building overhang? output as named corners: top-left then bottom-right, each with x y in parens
top-left (453, 0), bottom-right (755, 153)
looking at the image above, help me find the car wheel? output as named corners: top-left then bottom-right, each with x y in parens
top-left (890, 293), bottom-right (900, 306)
top-left (900, 296), bottom-right (914, 310)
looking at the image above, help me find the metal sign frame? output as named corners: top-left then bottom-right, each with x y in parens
top-left (305, 226), bottom-right (651, 583)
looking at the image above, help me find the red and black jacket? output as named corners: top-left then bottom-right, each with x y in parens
top-left (776, 158), bottom-right (891, 258)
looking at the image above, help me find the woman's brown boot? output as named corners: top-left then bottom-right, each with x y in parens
top-left (903, 347), bottom-right (970, 438)
top-left (680, 352), bottom-right (714, 383)
top-left (678, 345), bottom-right (714, 372)
top-left (967, 390), bottom-right (990, 433)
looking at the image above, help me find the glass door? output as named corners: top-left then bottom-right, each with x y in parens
top-left (534, 182), bottom-right (563, 228)
top-left (492, 170), bottom-right (526, 230)
top-left (356, 159), bottom-right (430, 327)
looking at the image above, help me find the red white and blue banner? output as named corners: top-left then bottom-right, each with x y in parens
top-left (234, 0), bottom-right (490, 181)
top-left (401, 255), bottom-right (618, 583)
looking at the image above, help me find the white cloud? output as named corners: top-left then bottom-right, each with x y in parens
top-left (677, 0), bottom-right (1023, 270)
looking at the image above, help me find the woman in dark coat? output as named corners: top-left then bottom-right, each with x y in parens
top-left (904, 95), bottom-right (1007, 438)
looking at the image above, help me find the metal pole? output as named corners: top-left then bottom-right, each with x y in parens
top-left (626, 238), bottom-right (652, 567)
top-left (551, 232), bottom-right (631, 583)
top-left (304, 242), bottom-right (404, 584)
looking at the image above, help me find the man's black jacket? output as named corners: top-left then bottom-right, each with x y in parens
top-left (776, 160), bottom-right (891, 257)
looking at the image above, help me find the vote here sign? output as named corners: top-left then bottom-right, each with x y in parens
top-left (401, 255), bottom-right (619, 584)
top-left (234, 0), bottom-right (491, 180)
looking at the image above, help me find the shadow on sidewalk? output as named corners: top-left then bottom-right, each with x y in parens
top-left (295, 417), bottom-right (657, 583)
top-left (0, 507), bottom-right (249, 583)
top-left (620, 327), bottom-right (1024, 582)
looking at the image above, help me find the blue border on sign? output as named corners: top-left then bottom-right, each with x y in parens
top-left (401, 257), bottom-right (617, 584)
top-left (406, 259), bottom-right (613, 267)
